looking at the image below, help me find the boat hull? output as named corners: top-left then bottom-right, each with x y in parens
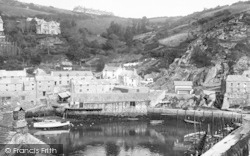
top-left (33, 121), bottom-right (70, 129)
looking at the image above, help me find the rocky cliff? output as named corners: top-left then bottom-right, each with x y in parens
top-left (147, 10), bottom-right (250, 92)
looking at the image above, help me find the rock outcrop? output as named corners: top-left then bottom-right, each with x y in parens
top-left (150, 11), bottom-right (250, 91)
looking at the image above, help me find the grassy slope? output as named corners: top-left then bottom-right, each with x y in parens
top-left (0, 4), bottom-right (51, 16)
top-left (76, 16), bottom-right (132, 34)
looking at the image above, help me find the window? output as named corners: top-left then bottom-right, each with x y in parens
top-left (67, 81), bottom-right (69, 84)
top-left (55, 82), bottom-right (57, 85)
top-left (67, 74), bottom-right (69, 77)
top-left (59, 81), bottom-right (61, 84)
top-left (48, 81), bottom-right (50, 83)
top-left (79, 102), bottom-right (83, 108)
top-left (247, 74), bottom-right (249, 77)
top-left (130, 101), bottom-right (136, 107)
top-left (39, 81), bottom-right (41, 83)
top-left (43, 91), bottom-right (46, 96)
top-left (6, 84), bottom-right (8, 86)
top-left (59, 74), bottom-right (62, 77)
top-left (11, 76), bottom-right (14, 78)
top-left (21, 96), bottom-right (25, 100)
top-left (80, 89), bottom-right (82, 92)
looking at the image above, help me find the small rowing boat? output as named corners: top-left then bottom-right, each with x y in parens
top-left (184, 119), bottom-right (201, 124)
top-left (33, 120), bottom-right (70, 129)
top-left (150, 120), bottom-right (164, 125)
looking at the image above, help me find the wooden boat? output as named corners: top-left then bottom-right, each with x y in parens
top-left (232, 122), bottom-right (242, 127)
top-left (173, 142), bottom-right (191, 151)
top-left (127, 118), bottom-right (139, 121)
top-left (184, 131), bottom-right (206, 142)
top-left (34, 130), bottom-right (70, 136)
top-left (150, 120), bottom-right (164, 125)
top-left (33, 120), bottom-right (70, 129)
top-left (184, 119), bottom-right (201, 124)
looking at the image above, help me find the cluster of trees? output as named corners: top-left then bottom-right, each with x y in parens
top-left (102, 17), bottom-right (150, 48)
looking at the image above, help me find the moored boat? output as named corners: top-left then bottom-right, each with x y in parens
top-left (150, 120), bottom-right (164, 125)
top-left (34, 129), bottom-right (70, 135)
top-left (184, 119), bottom-right (201, 124)
top-left (33, 120), bottom-right (70, 129)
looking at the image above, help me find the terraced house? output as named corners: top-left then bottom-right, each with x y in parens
top-left (51, 71), bottom-right (95, 87)
top-left (223, 75), bottom-right (250, 109)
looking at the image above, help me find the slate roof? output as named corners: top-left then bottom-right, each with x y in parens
top-left (35, 75), bottom-right (54, 81)
top-left (0, 70), bottom-right (27, 77)
top-left (51, 71), bottom-right (93, 77)
top-left (174, 81), bottom-right (193, 86)
top-left (226, 75), bottom-right (250, 82)
top-left (72, 93), bottom-right (150, 103)
top-left (74, 79), bottom-right (118, 85)
top-left (103, 65), bottom-right (120, 71)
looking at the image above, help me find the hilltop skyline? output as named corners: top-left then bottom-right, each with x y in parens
top-left (18, 0), bottom-right (249, 18)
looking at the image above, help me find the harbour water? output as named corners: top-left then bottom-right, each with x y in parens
top-left (28, 116), bottom-right (237, 156)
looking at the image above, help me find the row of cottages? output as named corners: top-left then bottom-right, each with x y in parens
top-left (0, 77), bottom-right (36, 105)
top-left (102, 65), bottom-right (142, 87)
top-left (67, 93), bottom-right (150, 116)
top-left (51, 71), bottom-right (94, 87)
top-left (222, 74), bottom-right (250, 109)
top-left (0, 69), bottom-right (27, 80)
top-left (174, 81), bottom-right (193, 94)
top-left (70, 79), bottom-right (119, 94)
top-left (27, 17), bottom-right (61, 35)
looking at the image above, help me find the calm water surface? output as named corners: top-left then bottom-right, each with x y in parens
top-left (30, 117), bottom-right (236, 156)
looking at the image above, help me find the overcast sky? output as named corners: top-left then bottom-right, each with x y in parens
top-left (18, 0), bottom-right (248, 18)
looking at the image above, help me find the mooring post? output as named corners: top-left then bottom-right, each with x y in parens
top-left (176, 110), bottom-right (179, 120)
top-left (185, 110), bottom-right (187, 120)
top-left (212, 111), bottom-right (214, 123)
top-left (194, 111), bottom-right (196, 121)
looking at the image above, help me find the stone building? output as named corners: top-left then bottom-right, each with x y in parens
top-left (70, 79), bottom-right (118, 94)
top-left (0, 16), bottom-right (5, 42)
top-left (223, 75), bottom-right (250, 108)
top-left (0, 69), bottom-right (27, 80)
top-left (51, 71), bottom-right (94, 87)
top-left (102, 65), bottom-right (123, 79)
top-left (27, 17), bottom-right (61, 35)
top-left (67, 93), bottom-right (150, 116)
top-left (174, 81), bottom-right (193, 94)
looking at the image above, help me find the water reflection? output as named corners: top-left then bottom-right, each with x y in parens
top-left (30, 118), bottom-right (235, 156)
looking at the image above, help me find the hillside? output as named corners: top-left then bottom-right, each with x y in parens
top-left (133, 1), bottom-right (250, 91)
top-left (1, 0), bottom-right (250, 93)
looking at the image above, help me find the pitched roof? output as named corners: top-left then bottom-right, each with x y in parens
top-left (35, 75), bottom-right (54, 81)
top-left (74, 79), bottom-right (118, 85)
top-left (226, 75), bottom-right (250, 82)
top-left (242, 70), bottom-right (250, 76)
top-left (0, 16), bottom-right (3, 23)
top-left (72, 93), bottom-right (150, 103)
top-left (103, 65), bottom-right (120, 71)
top-left (51, 71), bottom-right (93, 77)
top-left (174, 81), bottom-right (193, 86)
top-left (0, 70), bottom-right (27, 77)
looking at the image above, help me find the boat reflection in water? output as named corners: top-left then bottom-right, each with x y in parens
top-left (31, 118), bottom-right (236, 156)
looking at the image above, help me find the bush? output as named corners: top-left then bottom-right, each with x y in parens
top-left (190, 46), bottom-right (212, 67)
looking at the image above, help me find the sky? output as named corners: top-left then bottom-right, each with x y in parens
top-left (18, 0), bottom-right (249, 18)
